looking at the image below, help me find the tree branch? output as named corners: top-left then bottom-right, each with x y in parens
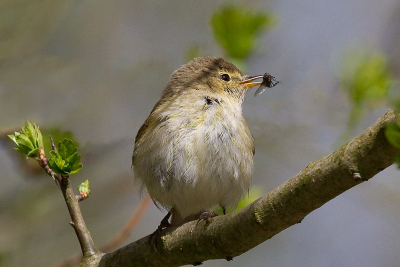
top-left (96, 109), bottom-right (399, 267)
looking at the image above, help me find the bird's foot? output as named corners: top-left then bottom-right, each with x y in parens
top-left (149, 212), bottom-right (171, 251)
top-left (197, 211), bottom-right (219, 224)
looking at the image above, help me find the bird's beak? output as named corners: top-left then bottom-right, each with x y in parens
top-left (239, 75), bottom-right (264, 88)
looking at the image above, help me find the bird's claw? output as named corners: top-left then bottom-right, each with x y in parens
top-left (149, 212), bottom-right (171, 251)
top-left (197, 211), bottom-right (219, 224)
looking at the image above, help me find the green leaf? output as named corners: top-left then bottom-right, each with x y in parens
top-left (58, 139), bottom-right (77, 160)
top-left (211, 4), bottom-right (276, 60)
top-left (68, 154), bottom-right (83, 174)
top-left (8, 120), bottom-right (44, 158)
top-left (8, 133), bottom-right (18, 145)
top-left (26, 148), bottom-right (40, 158)
top-left (211, 186), bottom-right (263, 214)
top-left (23, 120), bottom-right (37, 147)
top-left (385, 122), bottom-right (400, 148)
top-left (48, 139), bottom-right (83, 175)
top-left (15, 133), bottom-right (35, 152)
top-left (41, 127), bottom-right (80, 156)
top-left (48, 151), bottom-right (66, 174)
top-left (37, 127), bottom-right (43, 152)
top-left (338, 49), bottom-right (395, 133)
top-left (235, 186), bottom-right (263, 211)
top-left (340, 50), bottom-right (393, 106)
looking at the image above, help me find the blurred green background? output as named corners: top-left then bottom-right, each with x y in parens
top-left (1, 0), bottom-right (400, 266)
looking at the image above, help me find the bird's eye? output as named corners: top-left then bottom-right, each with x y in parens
top-left (220, 74), bottom-right (231, 82)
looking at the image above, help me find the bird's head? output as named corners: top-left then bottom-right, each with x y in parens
top-left (163, 57), bottom-right (264, 101)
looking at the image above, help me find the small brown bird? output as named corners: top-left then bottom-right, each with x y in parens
top-left (132, 57), bottom-right (278, 231)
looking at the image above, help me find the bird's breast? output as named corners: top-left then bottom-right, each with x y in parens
top-left (133, 94), bottom-right (254, 216)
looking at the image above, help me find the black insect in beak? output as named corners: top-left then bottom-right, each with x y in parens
top-left (240, 73), bottom-right (281, 96)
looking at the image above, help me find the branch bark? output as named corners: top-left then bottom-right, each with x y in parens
top-left (97, 109), bottom-right (399, 266)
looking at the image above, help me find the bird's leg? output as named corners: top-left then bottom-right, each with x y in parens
top-left (158, 211), bottom-right (172, 229)
top-left (197, 205), bottom-right (227, 224)
top-left (149, 211), bottom-right (171, 250)
top-left (197, 211), bottom-right (219, 224)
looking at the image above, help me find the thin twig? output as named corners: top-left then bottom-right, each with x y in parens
top-left (76, 191), bottom-right (90, 202)
top-left (50, 135), bottom-right (57, 152)
top-left (36, 145), bottom-right (102, 264)
top-left (38, 147), bottom-right (58, 182)
top-left (55, 194), bottom-right (152, 267)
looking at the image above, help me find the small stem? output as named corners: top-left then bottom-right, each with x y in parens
top-left (57, 175), bottom-right (151, 267)
top-left (60, 178), bottom-right (100, 257)
top-left (37, 146), bottom-right (102, 262)
top-left (50, 135), bottom-right (57, 152)
top-left (76, 192), bottom-right (89, 202)
top-left (38, 147), bottom-right (58, 184)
